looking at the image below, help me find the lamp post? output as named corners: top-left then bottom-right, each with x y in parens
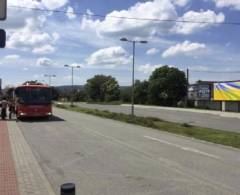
top-left (44, 74), bottom-right (56, 86)
top-left (120, 37), bottom-right (147, 117)
top-left (64, 64), bottom-right (81, 107)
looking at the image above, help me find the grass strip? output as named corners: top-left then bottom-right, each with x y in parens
top-left (86, 101), bottom-right (122, 105)
top-left (55, 104), bottom-right (240, 149)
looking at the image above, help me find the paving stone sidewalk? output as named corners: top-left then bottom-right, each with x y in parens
top-left (2, 121), bottom-right (56, 195)
top-left (0, 121), bottom-right (20, 195)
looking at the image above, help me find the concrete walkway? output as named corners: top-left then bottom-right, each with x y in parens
top-left (0, 120), bottom-right (55, 195)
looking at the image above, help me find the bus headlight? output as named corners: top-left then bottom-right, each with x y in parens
top-left (47, 112), bottom-right (52, 115)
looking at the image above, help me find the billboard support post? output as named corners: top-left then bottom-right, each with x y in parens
top-left (222, 101), bottom-right (226, 112)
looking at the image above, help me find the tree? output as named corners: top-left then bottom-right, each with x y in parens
top-left (134, 80), bottom-right (149, 104)
top-left (85, 75), bottom-right (120, 102)
top-left (2, 85), bottom-right (15, 100)
top-left (120, 86), bottom-right (131, 103)
top-left (103, 78), bottom-right (120, 102)
top-left (51, 87), bottom-right (60, 100)
top-left (73, 89), bottom-right (86, 102)
top-left (148, 65), bottom-right (187, 106)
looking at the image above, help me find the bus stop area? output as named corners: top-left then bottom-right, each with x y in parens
top-left (0, 120), bottom-right (56, 195)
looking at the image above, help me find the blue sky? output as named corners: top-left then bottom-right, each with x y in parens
top-left (1, 0), bottom-right (240, 87)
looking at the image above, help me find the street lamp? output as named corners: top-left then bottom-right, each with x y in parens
top-left (44, 74), bottom-right (56, 86)
top-left (64, 64), bottom-right (81, 107)
top-left (120, 37), bottom-right (148, 117)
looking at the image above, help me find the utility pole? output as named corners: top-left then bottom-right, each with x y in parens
top-left (185, 68), bottom-right (190, 107)
top-left (64, 64), bottom-right (81, 107)
top-left (131, 41), bottom-right (135, 116)
top-left (120, 37), bottom-right (148, 117)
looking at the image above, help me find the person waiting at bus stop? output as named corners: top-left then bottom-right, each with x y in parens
top-left (8, 100), bottom-right (15, 119)
top-left (1, 97), bottom-right (8, 120)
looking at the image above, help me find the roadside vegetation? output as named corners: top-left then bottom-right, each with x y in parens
top-left (55, 66), bottom-right (188, 106)
top-left (55, 103), bottom-right (240, 149)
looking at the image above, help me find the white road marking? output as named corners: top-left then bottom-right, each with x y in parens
top-left (144, 136), bottom-right (220, 160)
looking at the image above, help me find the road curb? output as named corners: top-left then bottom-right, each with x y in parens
top-left (7, 121), bottom-right (56, 195)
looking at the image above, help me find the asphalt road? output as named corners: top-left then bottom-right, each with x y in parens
top-left (73, 102), bottom-right (240, 133)
top-left (17, 108), bottom-right (240, 195)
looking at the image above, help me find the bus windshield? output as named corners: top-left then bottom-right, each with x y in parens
top-left (16, 87), bottom-right (52, 105)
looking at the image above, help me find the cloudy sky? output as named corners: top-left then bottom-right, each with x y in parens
top-left (1, 0), bottom-right (240, 87)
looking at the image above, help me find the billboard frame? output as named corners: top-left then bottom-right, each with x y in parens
top-left (213, 81), bottom-right (240, 101)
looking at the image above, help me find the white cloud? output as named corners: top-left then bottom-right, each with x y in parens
top-left (162, 40), bottom-right (206, 58)
top-left (33, 44), bottom-right (56, 54)
top-left (36, 57), bottom-right (54, 67)
top-left (7, 17), bottom-right (59, 53)
top-left (52, 32), bottom-right (60, 42)
top-left (4, 54), bottom-right (20, 60)
top-left (213, 0), bottom-right (240, 10)
top-left (81, 0), bottom-right (177, 39)
top-left (63, 75), bottom-right (81, 81)
top-left (9, 0), bottom-right (41, 8)
top-left (138, 64), bottom-right (163, 74)
top-left (41, 0), bottom-right (68, 10)
top-left (86, 46), bottom-right (131, 67)
top-left (146, 48), bottom-right (159, 55)
top-left (172, 10), bottom-right (225, 34)
top-left (172, 0), bottom-right (190, 6)
top-left (189, 65), bottom-right (210, 71)
top-left (4, 0), bottom-right (68, 31)
top-left (33, 74), bottom-right (42, 79)
top-left (66, 6), bottom-right (77, 20)
top-left (23, 67), bottom-right (29, 71)
top-left (80, 1), bottom-right (225, 42)
top-left (9, 0), bottom-right (68, 10)
top-left (70, 63), bottom-right (84, 68)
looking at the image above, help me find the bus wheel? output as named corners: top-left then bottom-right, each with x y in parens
top-left (16, 114), bottom-right (21, 121)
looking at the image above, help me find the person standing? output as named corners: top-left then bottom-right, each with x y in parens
top-left (8, 100), bottom-right (15, 119)
top-left (1, 97), bottom-right (8, 120)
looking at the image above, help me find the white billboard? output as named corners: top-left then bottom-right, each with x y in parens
top-left (0, 0), bottom-right (7, 20)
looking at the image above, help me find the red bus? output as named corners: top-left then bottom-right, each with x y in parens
top-left (15, 82), bottom-right (53, 119)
